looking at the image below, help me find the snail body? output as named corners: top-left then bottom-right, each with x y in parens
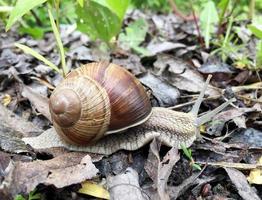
top-left (23, 62), bottom-right (234, 155)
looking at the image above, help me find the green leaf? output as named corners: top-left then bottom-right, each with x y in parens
top-left (0, 6), bottom-right (13, 12)
top-left (6, 0), bottom-right (47, 31)
top-left (132, 46), bottom-right (150, 56)
top-left (118, 18), bottom-right (149, 55)
top-left (248, 24), bottom-right (262, 39)
top-left (19, 27), bottom-right (44, 39)
top-left (15, 195), bottom-right (25, 200)
top-left (256, 40), bottom-right (262, 67)
top-left (218, 0), bottom-right (230, 9)
top-left (106, 0), bottom-right (129, 20)
top-left (180, 143), bottom-right (192, 159)
top-left (48, 9), bottom-right (67, 76)
top-left (15, 43), bottom-right (60, 73)
top-left (77, 0), bottom-right (84, 7)
top-left (76, 0), bottom-right (121, 43)
top-left (218, 0), bottom-right (230, 25)
top-left (192, 163), bottom-right (202, 171)
top-left (27, 189), bottom-right (41, 200)
top-left (200, 1), bottom-right (219, 49)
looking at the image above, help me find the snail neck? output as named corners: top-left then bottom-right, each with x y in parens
top-left (141, 107), bottom-right (196, 139)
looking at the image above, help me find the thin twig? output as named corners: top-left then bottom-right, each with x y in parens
top-left (30, 9), bottom-right (43, 26)
top-left (168, 95), bottom-right (221, 110)
top-left (167, 0), bottom-right (196, 21)
top-left (196, 161), bottom-right (262, 170)
top-left (189, 0), bottom-right (205, 48)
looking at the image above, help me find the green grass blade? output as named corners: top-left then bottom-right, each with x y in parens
top-left (15, 43), bottom-right (60, 73)
top-left (0, 6), bottom-right (13, 12)
top-left (77, 0), bottom-right (84, 7)
top-left (6, 0), bottom-right (46, 31)
top-left (200, 1), bottom-right (219, 49)
top-left (248, 24), bottom-right (262, 39)
top-left (48, 9), bottom-right (67, 77)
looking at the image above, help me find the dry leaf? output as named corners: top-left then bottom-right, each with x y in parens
top-left (107, 167), bottom-right (146, 200)
top-left (0, 103), bottom-right (42, 138)
top-left (139, 72), bottom-right (180, 107)
top-left (144, 139), bottom-right (160, 181)
top-left (21, 85), bottom-right (51, 121)
top-left (207, 104), bottom-right (261, 136)
top-left (247, 156), bottom-right (262, 184)
top-left (0, 103), bottom-right (43, 153)
top-left (153, 55), bottom-right (219, 96)
top-left (1, 94), bottom-right (12, 106)
top-left (168, 171), bottom-right (212, 200)
top-left (145, 140), bottom-right (180, 200)
top-left (1, 153), bottom-right (98, 197)
top-left (157, 147), bottom-right (180, 200)
top-left (224, 167), bottom-right (260, 200)
top-left (79, 181), bottom-right (110, 199)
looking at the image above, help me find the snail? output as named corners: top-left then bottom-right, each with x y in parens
top-left (23, 61), bottom-right (234, 155)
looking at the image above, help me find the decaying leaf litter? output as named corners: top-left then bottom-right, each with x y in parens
top-left (0, 7), bottom-right (262, 200)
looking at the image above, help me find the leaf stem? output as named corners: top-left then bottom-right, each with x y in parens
top-left (248, 0), bottom-right (255, 21)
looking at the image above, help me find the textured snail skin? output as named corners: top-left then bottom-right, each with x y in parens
top-left (23, 107), bottom-right (196, 155)
top-left (22, 63), bottom-right (233, 155)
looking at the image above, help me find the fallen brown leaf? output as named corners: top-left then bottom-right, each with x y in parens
top-left (224, 167), bottom-right (260, 200)
top-left (0, 103), bottom-right (42, 138)
top-left (107, 167), bottom-right (147, 200)
top-left (0, 103), bottom-right (43, 153)
top-left (21, 85), bottom-right (51, 121)
top-left (145, 139), bottom-right (180, 200)
top-left (168, 171), bottom-right (213, 199)
top-left (1, 153), bottom-right (98, 198)
top-left (153, 55), bottom-right (220, 96)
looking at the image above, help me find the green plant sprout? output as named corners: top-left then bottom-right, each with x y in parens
top-left (14, 9), bottom-right (67, 77)
top-left (118, 18), bottom-right (150, 56)
top-left (15, 189), bottom-right (41, 200)
top-left (5, 0), bottom-right (130, 77)
top-left (181, 143), bottom-right (201, 171)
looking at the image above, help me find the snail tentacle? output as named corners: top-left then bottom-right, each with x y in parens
top-left (190, 75), bottom-right (212, 117)
top-left (22, 62), bottom-right (234, 155)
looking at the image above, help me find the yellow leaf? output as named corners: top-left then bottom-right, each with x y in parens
top-left (233, 61), bottom-right (247, 69)
top-left (247, 156), bottom-right (262, 184)
top-left (78, 181), bottom-right (110, 199)
top-left (1, 94), bottom-right (12, 106)
top-left (200, 125), bottom-right (206, 133)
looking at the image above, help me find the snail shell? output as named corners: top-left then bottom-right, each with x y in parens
top-left (49, 62), bottom-right (152, 145)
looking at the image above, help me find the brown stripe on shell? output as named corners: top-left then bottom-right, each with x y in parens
top-left (67, 62), bottom-right (152, 132)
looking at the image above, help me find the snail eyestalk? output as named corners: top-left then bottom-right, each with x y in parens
top-left (22, 63), bottom-right (235, 155)
top-left (190, 75), bottom-right (212, 117)
top-left (190, 75), bottom-right (235, 138)
top-left (194, 98), bottom-right (235, 127)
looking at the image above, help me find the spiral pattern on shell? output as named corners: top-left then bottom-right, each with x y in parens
top-left (49, 62), bottom-right (152, 145)
top-left (49, 76), bottom-right (111, 145)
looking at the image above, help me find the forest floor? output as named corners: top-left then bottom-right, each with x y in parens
top-left (0, 9), bottom-right (262, 200)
